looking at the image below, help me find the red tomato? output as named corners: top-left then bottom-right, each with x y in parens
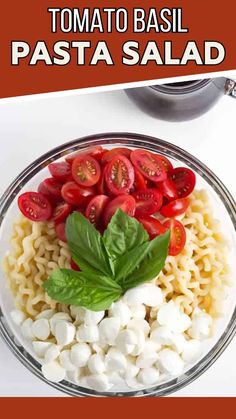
top-left (52, 201), bottom-right (72, 224)
top-left (55, 222), bottom-right (67, 242)
top-left (38, 178), bottom-right (62, 203)
top-left (96, 165), bottom-right (109, 195)
top-left (72, 155), bottom-right (101, 187)
top-left (70, 258), bottom-right (81, 271)
top-left (105, 155), bottom-right (134, 195)
top-left (85, 195), bottom-right (110, 226)
top-left (130, 150), bottom-right (167, 183)
top-left (103, 195), bottom-right (136, 226)
top-left (132, 188), bottom-right (163, 217)
top-left (171, 167), bottom-right (196, 198)
top-left (61, 181), bottom-right (95, 206)
top-left (101, 148), bottom-right (131, 165)
top-left (155, 155), bottom-right (173, 173)
top-left (18, 192), bottom-right (52, 221)
top-left (157, 178), bottom-right (178, 201)
top-left (163, 219), bottom-right (186, 256)
top-left (48, 161), bottom-right (71, 183)
top-left (160, 198), bottom-right (189, 217)
top-left (66, 146), bottom-right (104, 165)
top-left (133, 168), bottom-right (147, 191)
top-left (137, 216), bottom-right (167, 240)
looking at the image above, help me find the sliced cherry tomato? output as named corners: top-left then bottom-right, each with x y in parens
top-left (72, 155), bottom-right (101, 187)
top-left (61, 181), bottom-right (95, 206)
top-left (103, 195), bottom-right (136, 226)
top-left (66, 146), bottom-right (104, 165)
top-left (48, 161), bottom-right (71, 183)
top-left (38, 178), bottom-right (62, 203)
top-left (105, 155), bottom-right (134, 195)
top-left (157, 178), bottom-right (178, 201)
top-left (137, 216), bottom-right (167, 240)
top-left (132, 188), bottom-right (163, 217)
top-left (18, 192), bottom-right (52, 221)
top-left (163, 219), bottom-right (186, 256)
top-left (130, 150), bottom-right (167, 183)
top-left (96, 165), bottom-right (109, 195)
top-left (101, 148), bottom-right (131, 165)
top-left (132, 168), bottom-right (147, 191)
top-left (70, 258), bottom-right (80, 271)
top-left (55, 222), bottom-right (67, 242)
top-left (155, 155), bottom-right (173, 173)
top-left (160, 198), bottom-right (189, 217)
top-left (51, 201), bottom-right (72, 224)
top-left (85, 195), bottom-right (110, 226)
top-left (171, 167), bottom-right (196, 198)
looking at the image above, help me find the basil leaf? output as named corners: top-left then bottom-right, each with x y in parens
top-left (66, 212), bottom-right (113, 277)
top-left (103, 209), bottom-right (149, 259)
top-left (43, 269), bottom-right (122, 311)
top-left (115, 230), bottom-right (170, 291)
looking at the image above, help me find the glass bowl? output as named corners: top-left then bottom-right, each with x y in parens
top-left (0, 132), bottom-right (236, 397)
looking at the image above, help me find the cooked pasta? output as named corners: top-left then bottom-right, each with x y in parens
top-left (3, 190), bottom-right (230, 319)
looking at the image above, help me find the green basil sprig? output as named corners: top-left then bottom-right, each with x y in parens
top-left (43, 209), bottom-right (170, 311)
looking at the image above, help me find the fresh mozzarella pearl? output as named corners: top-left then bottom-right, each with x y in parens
top-left (49, 312), bottom-right (72, 334)
top-left (42, 361), bottom-right (66, 383)
top-left (88, 354), bottom-right (106, 374)
top-left (76, 324), bottom-right (99, 343)
top-left (21, 318), bottom-right (35, 340)
top-left (138, 367), bottom-right (160, 385)
top-left (136, 350), bottom-right (159, 369)
top-left (67, 368), bottom-right (81, 384)
top-left (84, 310), bottom-right (104, 325)
top-left (130, 329), bottom-right (146, 356)
top-left (32, 319), bottom-right (50, 341)
top-left (126, 377), bottom-right (144, 389)
top-left (123, 286), bottom-right (145, 305)
top-left (150, 325), bottom-right (173, 345)
top-left (176, 312), bottom-right (192, 333)
top-left (158, 349), bottom-right (184, 376)
top-left (188, 311), bottom-right (212, 340)
top-left (59, 350), bottom-right (76, 371)
top-left (70, 306), bottom-right (86, 321)
top-left (127, 319), bottom-right (150, 338)
top-left (91, 343), bottom-right (107, 355)
top-left (181, 339), bottom-right (201, 363)
top-left (115, 329), bottom-right (137, 355)
top-left (124, 283), bottom-right (163, 307)
top-left (98, 317), bottom-right (120, 345)
top-left (55, 321), bottom-right (76, 346)
top-left (10, 309), bottom-right (26, 325)
top-left (124, 361), bottom-right (140, 379)
top-left (36, 309), bottom-right (55, 320)
top-left (129, 304), bottom-right (146, 319)
top-left (105, 348), bottom-right (127, 372)
top-left (32, 341), bottom-right (52, 358)
top-left (109, 301), bottom-right (131, 326)
top-left (44, 344), bottom-right (61, 363)
top-left (70, 343), bottom-right (91, 367)
top-left (170, 333), bottom-right (187, 354)
top-left (144, 340), bottom-right (161, 352)
top-left (85, 374), bottom-right (111, 392)
top-left (107, 371), bottom-right (125, 387)
top-left (157, 301), bottom-right (191, 333)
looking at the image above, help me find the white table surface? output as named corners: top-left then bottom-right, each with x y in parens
top-left (0, 85), bottom-right (236, 396)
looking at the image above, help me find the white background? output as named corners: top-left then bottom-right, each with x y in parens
top-left (0, 81), bottom-right (236, 396)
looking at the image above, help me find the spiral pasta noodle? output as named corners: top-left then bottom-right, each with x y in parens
top-left (3, 190), bottom-right (230, 319)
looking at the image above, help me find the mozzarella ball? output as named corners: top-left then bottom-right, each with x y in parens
top-left (88, 354), bottom-right (106, 374)
top-left (84, 310), bottom-right (104, 325)
top-left (150, 325), bottom-right (173, 346)
top-left (138, 367), bottom-right (160, 385)
top-left (32, 319), bottom-right (50, 341)
top-left (70, 343), bottom-right (91, 367)
top-left (105, 348), bottom-right (127, 372)
top-left (70, 306), bottom-right (86, 322)
top-left (130, 329), bottom-right (146, 356)
top-left (36, 309), bottom-right (55, 320)
top-left (59, 350), bottom-right (76, 371)
top-left (76, 324), bottom-right (99, 343)
top-left (44, 344), bottom-right (61, 363)
top-left (158, 349), bottom-right (184, 376)
top-left (67, 368), bottom-right (81, 384)
top-left (115, 329), bottom-right (137, 355)
top-left (10, 309), bottom-right (26, 326)
top-left (136, 350), bottom-right (159, 369)
top-left (124, 283), bottom-right (163, 307)
top-left (181, 339), bottom-right (201, 363)
top-left (42, 361), bottom-right (66, 383)
top-left (129, 304), bottom-right (146, 319)
top-left (127, 319), bottom-right (150, 338)
top-left (170, 333), bottom-right (187, 354)
top-left (109, 301), bottom-right (131, 326)
top-left (85, 374), bottom-right (111, 392)
top-left (21, 318), bottom-right (35, 340)
top-left (98, 317), bottom-right (120, 345)
top-left (55, 321), bottom-right (76, 346)
top-left (49, 312), bottom-right (72, 334)
top-left (188, 311), bottom-right (212, 340)
top-left (124, 361), bottom-right (140, 379)
top-left (32, 341), bottom-right (52, 358)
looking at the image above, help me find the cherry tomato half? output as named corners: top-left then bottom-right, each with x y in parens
top-left (105, 155), bottom-right (134, 195)
top-left (51, 201), bottom-right (72, 224)
top-left (137, 216), bottom-right (167, 240)
top-left (160, 198), bottom-right (189, 217)
top-left (103, 195), bottom-right (136, 226)
top-left (18, 192), bottom-right (52, 221)
top-left (171, 167), bottom-right (196, 198)
top-left (101, 148), bottom-right (131, 165)
top-left (156, 155), bottom-right (173, 173)
top-left (132, 188), bottom-right (163, 217)
top-left (66, 146), bottom-right (104, 165)
top-left (55, 222), bottom-right (67, 242)
top-left (96, 165), bottom-right (109, 195)
top-left (61, 181), bottom-right (95, 206)
top-left (157, 178), bottom-right (178, 201)
top-left (48, 161), bottom-right (71, 183)
top-left (85, 195), bottom-right (110, 226)
top-left (38, 178), bottom-right (62, 203)
top-left (163, 219), bottom-right (186, 256)
top-left (132, 168), bottom-right (147, 191)
top-left (130, 150), bottom-right (167, 183)
top-left (72, 155), bottom-right (101, 187)
top-left (70, 258), bottom-right (80, 271)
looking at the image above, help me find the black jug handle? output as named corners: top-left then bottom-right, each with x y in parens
top-left (225, 79), bottom-right (236, 98)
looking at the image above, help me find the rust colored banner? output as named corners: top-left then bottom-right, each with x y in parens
top-left (0, 0), bottom-right (235, 98)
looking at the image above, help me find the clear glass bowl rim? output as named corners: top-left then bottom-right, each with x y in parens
top-left (0, 132), bottom-right (236, 397)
